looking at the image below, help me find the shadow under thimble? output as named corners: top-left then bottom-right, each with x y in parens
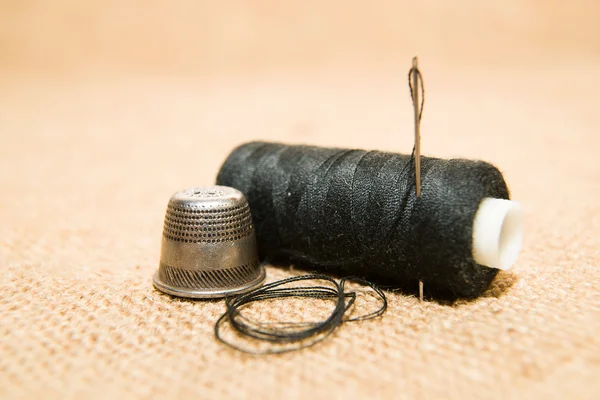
top-left (153, 186), bottom-right (265, 299)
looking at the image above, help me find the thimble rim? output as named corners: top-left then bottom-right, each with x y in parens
top-left (152, 264), bottom-right (266, 299)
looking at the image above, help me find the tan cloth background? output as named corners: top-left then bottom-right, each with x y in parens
top-left (1, 1), bottom-right (599, 398)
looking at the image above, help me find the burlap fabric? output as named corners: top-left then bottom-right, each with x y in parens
top-left (1, 2), bottom-right (599, 399)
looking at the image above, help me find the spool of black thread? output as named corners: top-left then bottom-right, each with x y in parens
top-left (216, 141), bottom-right (519, 300)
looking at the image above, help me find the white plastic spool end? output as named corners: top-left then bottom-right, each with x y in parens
top-left (472, 198), bottom-right (523, 270)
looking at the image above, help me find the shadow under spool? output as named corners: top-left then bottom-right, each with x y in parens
top-left (216, 141), bottom-right (514, 300)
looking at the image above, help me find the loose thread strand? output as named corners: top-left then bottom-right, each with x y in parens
top-left (214, 274), bottom-right (387, 354)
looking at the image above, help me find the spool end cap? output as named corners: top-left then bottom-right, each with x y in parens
top-left (472, 198), bottom-right (523, 270)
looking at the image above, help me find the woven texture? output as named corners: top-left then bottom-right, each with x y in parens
top-left (1, 1), bottom-right (600, 399)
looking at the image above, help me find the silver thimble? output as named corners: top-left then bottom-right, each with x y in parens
top-left (153, 186), bottom-right (265, 298)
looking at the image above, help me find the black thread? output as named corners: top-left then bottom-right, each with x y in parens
top-left (216, 142), bottom-right (510, 300)
top-left (214, 274), bottom-right (387, 354)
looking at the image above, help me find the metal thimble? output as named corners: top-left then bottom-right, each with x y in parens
top-left (153, 186), bottom-right (265, 298)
